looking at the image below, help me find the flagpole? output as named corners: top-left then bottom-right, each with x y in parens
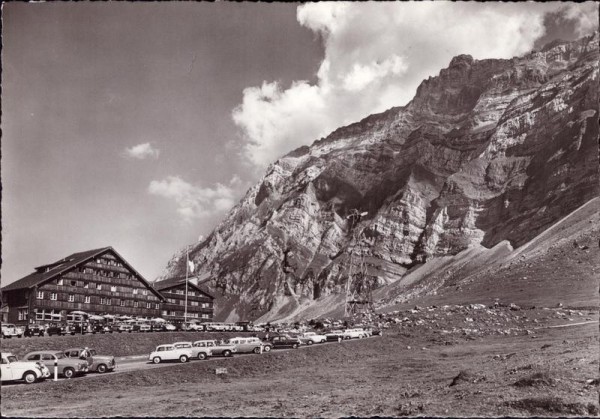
top-left (184, 247), bottom-right (189, 324)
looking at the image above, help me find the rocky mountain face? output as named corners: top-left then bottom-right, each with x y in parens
top-left (159, 33), bottom-right (599, 322)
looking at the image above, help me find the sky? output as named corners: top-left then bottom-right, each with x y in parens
top-left (1, 2), bottom-right (597, 285)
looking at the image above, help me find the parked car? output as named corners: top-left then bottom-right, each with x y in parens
top-left (172, 342), bottom-right (212, 360)
top-left (297, 332), bottom-right (327, 345)
top-left (193, 340), bottom-right (238, 356)
top-left (370, 328), bottom-right (383, 336)
top-left (24, 324), bottom-right (45, 337)
top-left (47, 324), bottom-right (68, 336)
top-left (24, 351), bottom-right (88, 378)
top-left (163, 323), bottom-right (177, 332)
top-left (139, 324), bottom-right (152, 333)
top-left (342, 328), bottom-right (368, 340)
top-left (67, 323), bottom-right (92, 335)
top-left (268, 335), bottom-right (301, 349)
top-left (225, 337), bottom-right (267, 354)
top-left (63, 347), bottom-right (116, 374)
top-left (148, 344), bottom-right (192, 364)
top-left (116, 324), bottom-right (133, 333)
top-left (1, 353), bottom-right (50, 384)
top-left (325, 330), bottom-right (345, 342)
top-left (183, 322), bottom-right (203, 331)
top-left (1, 324), bottom-right (24, 339)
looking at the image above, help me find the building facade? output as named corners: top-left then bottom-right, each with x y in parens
top-left (1, 247), bottom-right (165, 325)
top-left (154, 277), bottom-right (214, 323)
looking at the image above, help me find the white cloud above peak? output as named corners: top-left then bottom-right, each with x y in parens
top-left (232, 2), bottom-right (598, 170)
top-left (123, 142), bottom-right (160, 160)
top-left (148, 176), bottom-right (244, 222)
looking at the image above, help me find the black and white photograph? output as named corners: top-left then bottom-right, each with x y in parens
top-left (1, 1), bottom-right (599, 417)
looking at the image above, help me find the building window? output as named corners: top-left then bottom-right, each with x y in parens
top-left (70, 280), bottom-right (77, 286)
top-left (68, 294), bottom-right (75, 302)
top-left (134, 301), bottom-right (139, 308)
top-left (18, 309), bottom-right (28, 321)
top-left (84, 282), bottom-right (89, 289)
top-left (191, 301), bottom-right (199, 306)
top-left (155, 303), bottom-right (160, 309)
top-left (97, 284), bottom-right (102, 290)
top-left (50, 293), bottom-right (57, 301)
top-left (133, 289), bottom-right (139, 295)
top-left (37, 291), bottom-right (44, 299)
top-left (201, 303), bottom-right (210, 308)
top-left (161, 310), bottom-right (168, 316)
top-left (146, 303), bottom-right (151, 309)
top-left (57, 278), bottom-right (64, 285)
top-left (100, 298), bottom-right (107, 305)
top-left (120, 300), bottom-right (126, 306)
top-left (107, 299), bottom-right (111, 305)
top-left (142, 290), bottom-right (147, 296)
top-left (111, 286), bottom-right (117, 292)
top-left (85, 296), bottom-right (90, 304)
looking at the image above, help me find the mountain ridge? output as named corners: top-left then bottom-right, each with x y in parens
top-left (159, 32), bottom-right (599, 322)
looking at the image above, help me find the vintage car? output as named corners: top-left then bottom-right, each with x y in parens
top-left (1, 353), bottom-right (50, 384)
top-left (148, 344), bottom-right (192, 364)
top-left (116, 323), bottom-right (134, 333)
top-left (68, 323), bottom-right (93, 335)
top-left (1, 323), bottom-right (24, 339)
top-left (342, 328), bottom-right (368, 340)
top-left (297, 332), bottom-right (327, 345)
top-left (225, 337), bottom-right (269, 354)
top-left (24, 324), bottom-right (46, 337)
top-left (183, 322), bottom-right (204, 332)
top-left (46, 324), bottom-right (68, 336)
top-left (172, 342), bottom-right (212, 360)
top-left (163, 323), bottom-right (177, 332)
top-left (24, 351), bottom-right (88, 378)
top-left (193, 340), bottom-right (238, 357)
top-left (268, 335), bottom-right (301, 349)
top-left (139, 324), bottom-right (152, 333)
top-left (63, 347), bottom-right (116, 373)
top-left (325, 330), bottom-right (345, 342)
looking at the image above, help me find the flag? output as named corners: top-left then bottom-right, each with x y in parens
top-left (188, 260), bottom-right (195, 273)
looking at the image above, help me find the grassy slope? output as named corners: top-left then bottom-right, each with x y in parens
top-left (1, 321), bottom-right (597, 417)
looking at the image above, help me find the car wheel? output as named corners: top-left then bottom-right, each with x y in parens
top-left (97, 364), bottom-right (107, 374)
top-left (263, 345), bottom-right (272, 352)
top-left (179, 355), bottom-right (188, 363)
top-left (344, 336), bottom-right (351, 340)
top-left (292, 343), bottom-right (299, 349)
top-left (223, 350), bottom-right (232, 357)
top-left (307, 340), bottom-right (314, 345)
top-left (198, 353), bottom-right (207, 360)
top-left (253, 347), bottom-right (261, 354)
top-left (23, 371), bottom-right (38, 384)
top-left (153, 357), bottom-right (161, 364)
top-left (63, 368), bottom-right (75, 379)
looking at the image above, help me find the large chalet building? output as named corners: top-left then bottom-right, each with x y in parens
top-left (2, 247), bottom-right (180, 325)
top-left (154, 277), bottom-right (214, 323)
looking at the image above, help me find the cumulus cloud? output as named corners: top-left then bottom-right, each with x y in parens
top-left (232, 2), bottom-right (598, 169)
top-left (148, 176), bottom-right (243, 221)
top-left (123, 142), bottom-right (160, 160)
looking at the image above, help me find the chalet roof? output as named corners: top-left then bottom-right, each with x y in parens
top-left (154, 276), bottom-right (215, 299)
top-left (2, 247), bottom-right (165, 300)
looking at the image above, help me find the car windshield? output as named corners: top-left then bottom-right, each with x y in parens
top-left (54, 352), bottom-right (65, 359)
top-left (89, 350), bottom-right (97, 356)
top-left (7, 356), bottom-right (18, 363)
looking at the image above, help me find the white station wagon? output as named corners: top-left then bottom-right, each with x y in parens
top-left (148, 344), bottom-right (193, 364)
top-left (297, 332), bottom-right (327, 345)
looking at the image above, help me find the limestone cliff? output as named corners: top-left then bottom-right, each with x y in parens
top-left (159, 33), bottom-right (599, 322)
